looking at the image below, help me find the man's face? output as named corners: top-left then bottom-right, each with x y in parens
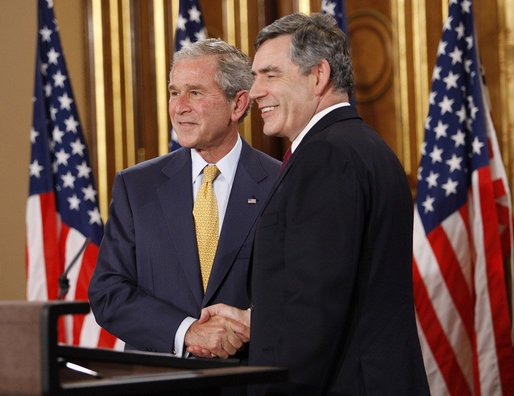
top-left (169, 55), bottom-right (235, 151)
top-left (250, 35), bottom-right (318, 141)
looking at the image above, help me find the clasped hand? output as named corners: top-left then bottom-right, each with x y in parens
top-left (184, 303), bottom-right (250, 359)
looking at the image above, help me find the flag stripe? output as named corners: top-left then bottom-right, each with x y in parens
top-left (476, 168), bottom-right (514, 393)
top-left (414, 209), bottom-right (474, 391)
top-left (41, 192), bottom-right (62, 300)
top-left (427, 225), bottom-right (474, 340)
top-left (26, 195), bottom-right (48, 299)
top-left (470, 169), bottom-right (502, 394)
top-left (415, 312), bottom-right (451, 395)
top-left (413, 256), bottom-right (473, 395)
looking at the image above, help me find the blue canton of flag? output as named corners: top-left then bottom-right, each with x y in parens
top-left (321, 0), bottom-right (355, 106)
top-left (416, 0), bottom-right (487, 232)
top-left (29, 0), bottom-right (103, 246)
top-left (170, 0), bottom-right (207, 151)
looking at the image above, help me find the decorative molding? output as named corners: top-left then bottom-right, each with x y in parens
top-left (391, 0), bottom-right (411, 176)
top-left (348, 10), bottom-right (393, 103)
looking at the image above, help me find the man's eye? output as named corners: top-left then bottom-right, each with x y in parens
top-left (191, 91), bottom-right (200, 95)
top-left (169, 91), bottom-right (179, 97)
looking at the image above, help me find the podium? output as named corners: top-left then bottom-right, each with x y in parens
top-left (0, 301), bottom-right (286, 395)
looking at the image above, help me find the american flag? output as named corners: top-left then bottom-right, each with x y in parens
top-left (26, 0), bottom-right (119, 349)
top-left (321, 0), bottom-right (355, 106)
top-left (169, 0), bottom-right (207, 151)
top-left (413, 0), bottom-right (514, 395)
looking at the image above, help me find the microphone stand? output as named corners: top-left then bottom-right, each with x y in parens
top-left (58, 237), bottom-right (91, 300)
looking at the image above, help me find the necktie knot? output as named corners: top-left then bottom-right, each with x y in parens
top-left (203, 165), bottom-right (220, 183)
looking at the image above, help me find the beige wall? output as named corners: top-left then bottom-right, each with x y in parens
top-left (0, 1), bottom-right (88, 299)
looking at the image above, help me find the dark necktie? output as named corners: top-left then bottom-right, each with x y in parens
top-left (280, 147), bottom-right (292, 172)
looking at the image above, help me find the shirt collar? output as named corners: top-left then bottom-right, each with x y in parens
top-left (191, 134), bottom-right (242, 183)
top-left (291, 102), bottom-right (350, 153)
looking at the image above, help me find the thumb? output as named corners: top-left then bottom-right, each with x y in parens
top-left (197, 307), bottom-right (212, 324)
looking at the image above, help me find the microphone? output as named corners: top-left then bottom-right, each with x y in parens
top-left (58, 237), bottom-right (91, 300)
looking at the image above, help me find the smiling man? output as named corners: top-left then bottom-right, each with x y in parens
top-left (88, 39), bottom-right (280, 361)
top-left (246, 13), bottom-right (429, 395)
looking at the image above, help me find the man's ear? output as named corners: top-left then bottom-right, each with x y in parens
top-left (313, 59), bottom-right (331, 96)
top-left (231, 90), bottom-right (250, 122)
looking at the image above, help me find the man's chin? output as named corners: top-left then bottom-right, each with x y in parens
top-left (263, 128), bottom-right (284, 138)
top-left (175, 136), bottom-right (195, 149)
top-left (262, 125), bottom-right (279, 137)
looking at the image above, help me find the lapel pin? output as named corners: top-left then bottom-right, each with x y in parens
top-left (247, 198), bottom-right (257, 204)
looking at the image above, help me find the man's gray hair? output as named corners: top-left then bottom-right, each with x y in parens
top-left (255, 13), bottom-right (354, 98)
top-left (170, 38), bottom-right (253, 120)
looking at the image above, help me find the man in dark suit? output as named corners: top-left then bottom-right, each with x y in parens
top-left (88, 39), bottom-right (280, 359)
top-left (199, 13), bottom-right (430, 395)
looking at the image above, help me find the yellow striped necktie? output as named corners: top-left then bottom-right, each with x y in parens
top-left (193, 165), bottom-right (220, 292)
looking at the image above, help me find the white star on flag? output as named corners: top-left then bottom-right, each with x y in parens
top-left (82, 184), bottom-right (97, 202)
top-left (30, 128), bottom-right (39, 144)
top-left (76, 161), bottom-right (91, 178)
top-left (88, 207), bottom-right (102, 225)
top-left (61, 171), bottom-right (76, 188)
top-left (39, 25), bottom-right (52, 41)
top-left (47, 47), bottom-right (59, 64)
top-left (30, 159), bottom-right (44, 178)
top-left (55, 148), bottom-right (70, 166)
top-left (70, 139), bottom-right (85, 156)
top-left (58, 92), bottom-right (73, 110)
top-left (53, 70), bottom-right (66, 87)
top-left (67, 194), bottom-right (81, 210)
top-left (64, 115), bottom-right (79, 132)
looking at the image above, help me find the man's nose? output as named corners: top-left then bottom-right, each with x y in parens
top-left (249, 78), bottom-right (265, 101)
top-left (173, 94), bottom-right (191, 113)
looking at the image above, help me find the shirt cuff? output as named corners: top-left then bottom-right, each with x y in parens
top-left (173, 316), bottom-right (197, 357)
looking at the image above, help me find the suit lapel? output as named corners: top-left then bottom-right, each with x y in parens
top-left (203, 140), bottom-right (271, 304)
top-left (157, 149), bottom-right (203, 306)
top-left (259, 106), bottom-right (362, 215)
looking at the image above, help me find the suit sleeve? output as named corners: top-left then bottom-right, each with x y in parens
top-left (279, 141), bottom-right (366, 386)
top-left (88, 172), bottom-right (191, 352)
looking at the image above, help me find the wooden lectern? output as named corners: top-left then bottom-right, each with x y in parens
top-left (0, 301), bottom-right (286, 395)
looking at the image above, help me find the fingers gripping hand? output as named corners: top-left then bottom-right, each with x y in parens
top-left (185, 315), bottom-right (246, 359)
top-left (199, 303), bottom-right (251, 328)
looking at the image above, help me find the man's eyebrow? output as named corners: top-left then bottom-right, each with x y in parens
top-left (168, 83), bottom-right (204, 91)
top-left (252, 65), bottom-right (281, 76)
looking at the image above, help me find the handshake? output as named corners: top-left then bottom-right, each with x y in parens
top-left (184, 303), bottom-right (250, 359)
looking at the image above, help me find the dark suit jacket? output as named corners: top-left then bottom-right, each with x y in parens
top-left (88, 138), bottom-right (280, 353)
top-left (249, 107), bottom-right (429, 395)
